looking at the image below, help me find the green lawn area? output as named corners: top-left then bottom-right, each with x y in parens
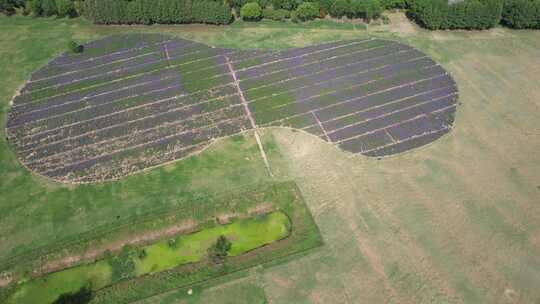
top-left (6, 211), bottom-right (290, 304)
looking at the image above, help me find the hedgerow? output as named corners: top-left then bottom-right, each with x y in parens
top-left (240, 2), bottom-right (262, 21)
top-left (295, 1), bottom-right (319, 21)
top-left (81, 0), bottom-right (232, 25)
top-left (408, 0), bottom-right (504, 30)
top-left (502, 0), bottom-right (540, 29)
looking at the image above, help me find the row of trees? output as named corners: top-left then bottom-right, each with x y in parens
top-left (502, 0), bottom-right (540, 29)
top-left (408, 0), bottom-right (540, 30)
top-left (408, 0), bottom-right (503, 30)
top-left (2, 0), bottom-right (539, 30)
top-left (239, 0), bottom-right (385, 22)
top-left (0, 0), bottom-right (76, 17)
top-left (81, 0), bottom-right (233, 25)
top-left (0, 0), bottom-right (25, 15)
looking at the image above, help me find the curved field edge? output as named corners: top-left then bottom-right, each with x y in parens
top-left (5, 32), bottom-right (457, 183)
top-left (5, 210), bottom-right (292, 304)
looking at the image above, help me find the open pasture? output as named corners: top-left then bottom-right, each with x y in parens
top-left (7, 33), bottom-right (458, 183)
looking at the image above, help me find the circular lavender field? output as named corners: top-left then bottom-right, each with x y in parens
top-left (6, 34), bottom-right (458, 183)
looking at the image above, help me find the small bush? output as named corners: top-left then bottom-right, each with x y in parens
top-left (502, 0), bottom-right (540, 29)
top-left (207, 235), bottom-right (232, 264)
top-left (68, 40), bottom-right (83, 53)
top-left (262, 7), bottom-right (290, 20)
top-left (167, 238), bottom-right (177, 248)
top-left (0, 0), bottom-right (16, 15)
top-left (296, 1), bottom-right (320, 21)
top-left (55, 0), bottom-right (76, 17)
top-left (330, 0), bottom-right (349, 18)
top-left (53, 286), bottom-right (93, 304)
top-left (240, 2), bottom-right (262, 21)
top-left (408, 0), bottom-right (503, 30)
top-left (28, 0), bottom-right (43, 16)
top-left (380, 0), bottom-right (408, 9)
top-left (271, 0), bottom-right (300, 10)
top-left (41, 0), bottom-right (56, 16)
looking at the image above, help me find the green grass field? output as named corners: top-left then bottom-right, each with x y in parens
top-left (1, 12), bottom-right (540, 304)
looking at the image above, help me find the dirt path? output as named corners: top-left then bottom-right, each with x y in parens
top-left (224, 55), bottom-right (273, 177)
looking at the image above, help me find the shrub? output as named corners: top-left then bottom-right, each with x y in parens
top-left (167, 238), bottom-right (177, 248)
top-left (380, 0), bottom-right (408, 9)
top-left (68, 40), bottom-right (83, 53)
top-left (83, 0), bottom-right (232, 25)
top-left (316, 0), bottom-right (333, 11)
top-left (0, 0), bottom-right (16, 15)
top-left (207, 235), bottom-right (232, 264)
top-left (349, 0), bottom-right (382, 20)
top-left (137, 248), bottom-right (147, 259)
top-left (55, 0), bottom-right (76, 17)
top-left (408, 0), bottom-right (503, 30)
top-left (262, 7), bottom-right (290, 20)
top-left (296, 1), bottom-right (320, 21)
top-left (53, 286), bottom-right (93, 304)
top-left (41, 0), bottom-right (56, 16)
top-left (240, 2), bottom-right (262, 20)
top-left (363, 0), bottom-right (383, 20)
top-left (28, 0), bottom-right (43, 16)
top-left (502, 0), bottom-right (540, 29)
top-left (108, 245), bottom-right (136, 282)
top-left (330, 0), bottom-right (349, 17)
top-left (192, 0), bottom-right (233, 24)
top-left (271, 0), bottom-right (301, 10)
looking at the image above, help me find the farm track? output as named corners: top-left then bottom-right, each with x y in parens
top-left (7, 34), bottom-right (459, 183)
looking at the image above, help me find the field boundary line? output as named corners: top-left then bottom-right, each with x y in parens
top-left (226, 55), bottom-right (272, 177)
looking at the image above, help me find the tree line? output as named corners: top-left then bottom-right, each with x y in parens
top-left (1, 0), bottom-right (539, 29)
